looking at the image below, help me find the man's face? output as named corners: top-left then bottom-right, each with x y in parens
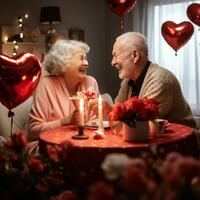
top-left (111, 41), bottom-right (134, 79)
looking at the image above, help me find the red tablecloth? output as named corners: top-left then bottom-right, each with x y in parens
top-left (39, 123), bottom-right (198, 184)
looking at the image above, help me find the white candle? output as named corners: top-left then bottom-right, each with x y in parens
top-left (98, 95), bottom-right (104, 130)
top-left (79, 98), bottom-right (84, 126)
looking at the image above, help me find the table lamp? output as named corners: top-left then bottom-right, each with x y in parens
top-left (40, 6), bottom-right (62, 50)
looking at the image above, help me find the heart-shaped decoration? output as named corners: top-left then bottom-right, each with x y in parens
top-left (161, 21), bottom-right (194, 52)
top-left (107, 0), bottom-right (137, 17)
top-left (0, 52), bottom-right (41, 110)
top-left (187, 3), bottom-right (200, 27)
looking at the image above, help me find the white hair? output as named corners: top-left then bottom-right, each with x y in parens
top-left (116, 32), bottom-right (148, 57)
top-left (43, 39), bottom-right (90, 75)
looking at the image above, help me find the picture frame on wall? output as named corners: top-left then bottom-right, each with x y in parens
top-left (69, 29), bottom-right (84, 41)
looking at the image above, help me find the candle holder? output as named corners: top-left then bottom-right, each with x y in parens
top-left (72, 126), bottom-right (89, 139)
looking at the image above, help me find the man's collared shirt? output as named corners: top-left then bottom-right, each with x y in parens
top-left (128, 61), bottom-right (150, 97)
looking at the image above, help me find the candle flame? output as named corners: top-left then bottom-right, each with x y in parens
top-left (4, 36), bottom-right (8, 42)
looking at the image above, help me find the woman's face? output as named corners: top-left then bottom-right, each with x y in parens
top-left (65, 48), bottom-right (89, 81)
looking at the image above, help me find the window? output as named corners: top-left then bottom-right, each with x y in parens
top-left (147, 0), bottom-right (200, 114)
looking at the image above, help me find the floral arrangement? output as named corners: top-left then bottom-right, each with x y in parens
top-left (108, 96), bottom-right (159, 127)
top-left (76, 87), bottom-right (96, 99)
top-left (0, 132), bottom-right (69, 200)
top-left (82, 90), bottom-right (96, 99)
top-left (88, 152), bottom-right (200, 200)
top-left (2, 132), bottom-right (200, 200)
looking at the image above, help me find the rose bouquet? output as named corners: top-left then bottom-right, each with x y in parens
top-left (74, 87), bottom-right (96, 100)
top-left (91, 152), bottom-right (200, 200)
top-left (0, 132), bottom-right (69, 200)
top-left (1, 132), bottom-right (200, 200)
top-left (108, 96), bottom-right (159, 127)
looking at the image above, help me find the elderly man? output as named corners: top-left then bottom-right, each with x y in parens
top-left (89, 32), bottom-right (196, 128)
top-left (109, 32), bottom-right (196, 128)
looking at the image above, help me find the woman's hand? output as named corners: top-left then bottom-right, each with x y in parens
top-left (60, 110), bottom-right (79, 126)
top-left (70, 110), bottom-right (80, 125)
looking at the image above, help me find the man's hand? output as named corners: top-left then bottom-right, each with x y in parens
top-left (88, 93), bottom-right (113, 117)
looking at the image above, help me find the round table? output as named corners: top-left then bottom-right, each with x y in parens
top-left (39, 123), bottom-right (198, 184)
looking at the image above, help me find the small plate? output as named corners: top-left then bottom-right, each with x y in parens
top-left (85, 120), bottom-right (110, 129)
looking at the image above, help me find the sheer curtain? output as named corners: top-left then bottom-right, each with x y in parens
top-left (133, 0), bottom-right (200, 115)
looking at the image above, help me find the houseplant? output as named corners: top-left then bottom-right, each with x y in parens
top-left (108, 96), bottom-right (159, 141)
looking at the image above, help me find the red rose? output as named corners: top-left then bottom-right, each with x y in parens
top-left (35, 178), bottom-right (49, 193)
top-left (85, 91), bottom-right (96, 98)
top-left (165, 172), bottom-right (183, 189)
top-left (88, 181), bottom-right (115, 200)
top-left (124, 97), bottom-right (144, 112)
top-left (110, 97), bottom-right (158, 124)
top-left (10, 152), bottom-right (23, 169)
top-left (46, 144), bottom-right (68, 162)
top-left (123, 166), bottom-right (157, 198)
top-left (82, 89), bottom-right (96, 99)
top-left (11, 131), bottom-right (27, 150)
top-left (51, 191), bottom-right (77, 200)
top-left (108, 102), bottom-right (126, 121)
top-left (28, 158), bottom-right (45, 174)
top-left (123, 166), bottom-right (148, 193)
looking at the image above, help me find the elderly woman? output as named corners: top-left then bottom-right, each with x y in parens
top-left (27, 39), bottom-right (99, 140)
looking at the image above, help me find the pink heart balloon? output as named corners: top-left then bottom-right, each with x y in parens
top-left (0, 52), bottom-right (41, 110)
top-left (187, 3), bottom-right (200, 27)
top-left (161, 21), bottom-right (194, 52)
top-left (107, 0), bottom-right (137, 17)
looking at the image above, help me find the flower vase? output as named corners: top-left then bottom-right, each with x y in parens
top-left (123, 121), bottom-right (149, 142)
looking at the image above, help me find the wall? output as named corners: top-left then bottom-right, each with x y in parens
top-left (0, 0), bottom-right (107, 93)
top-left (105, 2), bottom-right (133, 99)
top-left (0, 0), bottom-right (136, 100)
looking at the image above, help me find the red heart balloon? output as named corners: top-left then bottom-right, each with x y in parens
top-left (187, 3), bottom-right (200, 27)
top-left (107, 0), bottom-right (137, 17)
top-left (161, 21), bottom-right (194, 52)
top-left (0, 52), bottom-right (41, 110)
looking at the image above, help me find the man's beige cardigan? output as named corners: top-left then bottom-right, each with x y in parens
top-left (115, 62), bottom-right (196, 128)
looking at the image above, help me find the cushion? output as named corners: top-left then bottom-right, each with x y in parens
top-left (0, 96), bottom-right (33, 140)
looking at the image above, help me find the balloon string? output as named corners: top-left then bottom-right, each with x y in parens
top-left (120, 17), bottom-right (125, 34)
top-left (8, 110), bottom-right (15, 141)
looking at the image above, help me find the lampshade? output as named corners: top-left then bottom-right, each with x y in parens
top-left (40, 6), bottom-right (61, 25)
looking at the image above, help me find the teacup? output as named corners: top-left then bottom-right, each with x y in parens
top-left (149, 119), bottom-right (168, 136)
top-left (156, 119), bottom-right (166, 134)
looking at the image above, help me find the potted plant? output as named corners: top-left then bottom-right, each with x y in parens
top-left (108, 96), bottom-right (158, 141)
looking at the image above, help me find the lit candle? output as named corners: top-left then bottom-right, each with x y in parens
top-left (79, 98), bottom-right (84, 127)
top-left (98, 95), bottom-right (104, 130)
